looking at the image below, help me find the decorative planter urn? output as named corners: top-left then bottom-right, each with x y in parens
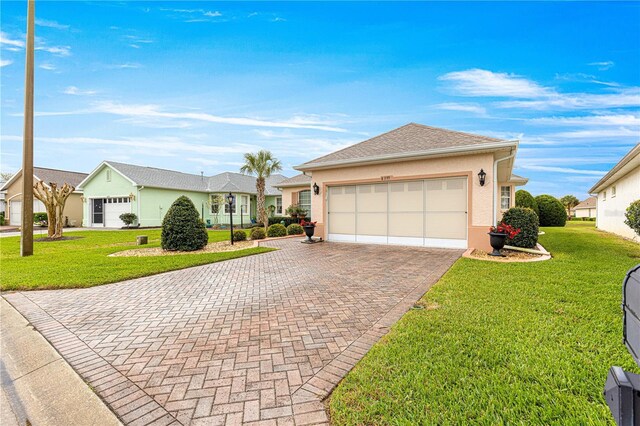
top-left (488, 232), bottom-right (507, 257)
top-left (303, 225), bottom-right (315, 242)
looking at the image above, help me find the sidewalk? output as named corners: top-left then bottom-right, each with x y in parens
top-left (1, 298), bottom-right (122, 426)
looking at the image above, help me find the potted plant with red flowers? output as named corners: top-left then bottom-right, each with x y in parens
top-left (488, 223), bottom-right (521, 256)
top-left (300, 219), bottom-right (317, 243)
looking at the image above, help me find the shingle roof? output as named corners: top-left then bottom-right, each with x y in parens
top-left (34, 167), bottom-right (88, 187)
top-left (276, 173), bottom-right (312, 188)
top-left (297, 123), bottom-right (512, 170)
top-left (574, 196), bottom-right (597, 210)
top-left (208, 172), bottom-right (287, 195)
top-left (104, 161), bottom-right (286, 195)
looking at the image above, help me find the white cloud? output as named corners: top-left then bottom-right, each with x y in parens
top-left (204, 11), bottom-right (222, 17)
top-left (588, 61), bottom-right (614, 71)
top-left (528, 114), bottom-right (640, 127)
top-left (554, 72), bottom-right (620, 87)
top-left (435, 102), bottom-right (486, 115)
top-left (439, 68), bottom-right (551, 98)
top-left (63, 86), bottom-right (97, 96)
top-left (107, 63), bottom-right (142, 69)
top-left (517, 165), bottom-right (607, 176)
top-left (0, 59), bottom-right (13, 67)
top-left (35, 19), bottom-right (69, 30)
top-left (39, 63), bottom-right (56, 70)
top-left (0, 31), bottom-right (25, 48)
top-left (160, 7), bottom-right (223, 21)
top-left (35, 44), bottom-right (71, 56)
top-left (440, 68), bottom-right (640, 110)
top-left (90, 102), bottom-right (348, 132)
top-left (549, 128), bottom-right (639, 139)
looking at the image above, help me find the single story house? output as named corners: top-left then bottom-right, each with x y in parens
top-left (589, 143), bottom-right (640, 240)
top-left (573, 196), bottom-right (597, 219)
top-left (291, 123), bottom-right (527, 251)
top-left (77, 161), bottom-right (287, 228)
top-left (0, 167), bottom-right (87, 226)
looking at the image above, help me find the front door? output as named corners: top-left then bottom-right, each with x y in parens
top-left (92, 198), bottom-right (104, 226)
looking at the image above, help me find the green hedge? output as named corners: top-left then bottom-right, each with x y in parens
top-left (501, 207), bottom-right (539, 248)
top-left (34, 212), bottom-right (48, 223)
top-left (625, 200), bottom-right (640, 236)
top-left (515, 190), bottom-right (539, 216)
top-left (287, 223), bottom-right (304, 235)
top-left (250, 227), bottom-right (266, 240)
top-left (233, 230), bottom-right (247, 242)
top-left (535, 195), bottom-right (567, 227)
top-left (161, 196), bottom-right (208, 251)
top-left (267, 216), bottom-right (309, 227)
top-left (267, 223), bottom-right (287, 238)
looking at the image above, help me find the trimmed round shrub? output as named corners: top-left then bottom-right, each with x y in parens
top-left (501, 207), bottom-right (539, 248)
top-left (625, 200), bottom-right (640, 236)
top-left (161, 196), bottom-right (208, 251)
top-left (515, 190), bottom-right (539, 216)
top-left (535, 195), bottom-right (567, 227)
top-left (286, 223), bottom-right (304, 235)
top-left (233, 230), bottom-right (247, 242)
top-left (250, 227), bottom-right (266, 240)
top-left (267, 223), bottom-right (287, 238)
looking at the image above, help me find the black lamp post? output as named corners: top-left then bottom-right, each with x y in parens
top-left (478, 169), bottom-right (486, 187)
top-left (227, 192), bottom-right (234, 245)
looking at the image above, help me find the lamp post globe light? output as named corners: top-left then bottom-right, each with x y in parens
top-left (227, 192), bottom-right (234, 245)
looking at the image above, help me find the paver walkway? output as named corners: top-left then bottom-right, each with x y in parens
top-left (4, 239), bottom-right (461, 425)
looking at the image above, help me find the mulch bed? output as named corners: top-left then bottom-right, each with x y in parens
top-left (110, 240), bottom-right (256, 257)
top-left (467, 249), bottom-right (546, 262)
top-left (35, 236), bottom-right (84, 242)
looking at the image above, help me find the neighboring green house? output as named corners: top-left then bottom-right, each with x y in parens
top-left (77, 161), bottom-right (287, 228)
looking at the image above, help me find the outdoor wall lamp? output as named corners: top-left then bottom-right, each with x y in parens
top-left (226, 192), bottom-right (235, 245)
top-left (313, 182), bottom-right (320, 195)
top-left (478, 169), bottom-right (486, 187)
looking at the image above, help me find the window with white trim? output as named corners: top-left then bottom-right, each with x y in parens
top-left (500, 186), bottom-right (511, 210)
top-left (211, 201), bottom-right (220, 214)
top-left (240, 195), bottom-right (249, 215)
top-left (224, 196), bottom-right (236, 214)
top-left (612, 186), bottom-right (617, 198)
top-left (298, 190), bottom-right (311, 217)
top-left (276, 196), bottom-right (282, 215)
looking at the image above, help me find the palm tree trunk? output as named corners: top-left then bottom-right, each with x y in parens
top-left (257, 177), bottom-right (267, 230)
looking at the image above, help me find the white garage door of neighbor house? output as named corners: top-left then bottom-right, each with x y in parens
top-left (104, 198), bottom-right (131, 228)
top-left (327, 177), bottom-right (468, 249)
top-left (10, 201), bottom-right (21, 225)
top-left (9, 199), bottom-right (47, 226)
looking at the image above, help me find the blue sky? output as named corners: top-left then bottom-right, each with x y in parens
top-left (1, 1), bottom-right (639, 199)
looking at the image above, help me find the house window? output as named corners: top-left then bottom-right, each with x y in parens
top-left (612, 186), bottom-right (617, 198)
top-left (240, 195), bottom-right (249, 215)
top-left (603, 191), bottom-right (607, 201)
top-left (211, 202), bottom-right (220, 214)
top-left (500, 186), bottom-right (511, 210)
top-left (106, 169), bottom-right (111, 182)
top-left (298, 190), bottom-right (311, 217)
top-left (224, 196), bottom-right (236, 214)
top-left (276, 196), bottom-right (282, 215)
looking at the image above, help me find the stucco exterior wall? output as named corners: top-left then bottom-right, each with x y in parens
top-left (596, 166), bottom-right (640, 240)
top-left (307, 152), bottom-right (496, 250)
top-left (81, 165), bottom-right (137, 227)
top-left (5, 172), bottom-right (84, 227)
top-left (280, 185), bottom-right (310, 216)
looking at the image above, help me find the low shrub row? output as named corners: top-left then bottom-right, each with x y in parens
top-left (267, 216), bottom-right (309, 227)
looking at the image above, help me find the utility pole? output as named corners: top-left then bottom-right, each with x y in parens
top-left (20, 0), bottom-right (35, 257)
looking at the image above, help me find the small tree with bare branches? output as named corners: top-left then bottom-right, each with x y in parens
top-left (33, 181), bottom-right (74, 239)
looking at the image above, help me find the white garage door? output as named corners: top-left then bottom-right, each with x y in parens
top-left (10, 201), bottom-right (21, 226)
top-left (104, 197), bottom-right (131, 228)
top-left (327, 177), bottom-right (467, 249)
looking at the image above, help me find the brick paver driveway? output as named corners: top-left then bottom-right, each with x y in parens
top-left (4, 239), bottom-right (461, 425)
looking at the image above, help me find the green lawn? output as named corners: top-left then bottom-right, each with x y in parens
top-left (330, 222), bottom-right (640, 425)
top-left (0, 229), bottom-right (273, 291)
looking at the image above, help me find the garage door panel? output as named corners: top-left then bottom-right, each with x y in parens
top-left (356, 212), bottom-right (387, 236)
top-left (389, 212), bottom-right (423, 237)
top-left (389, 181), bottom-right (423, 212)
top-left (426, 212), bottom-right (467, 239)
top-left (328, 212), bottom-right (355, 234)
top-left (426, 178), bottom-right (466, 212)
top-left (328, 186), bottom-right (355, 213)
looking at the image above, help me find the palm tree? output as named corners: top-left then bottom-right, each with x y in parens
top-left (240, 150), bottom-right (282, 230)
top-left (560, 195), bottom-right (580, 218)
